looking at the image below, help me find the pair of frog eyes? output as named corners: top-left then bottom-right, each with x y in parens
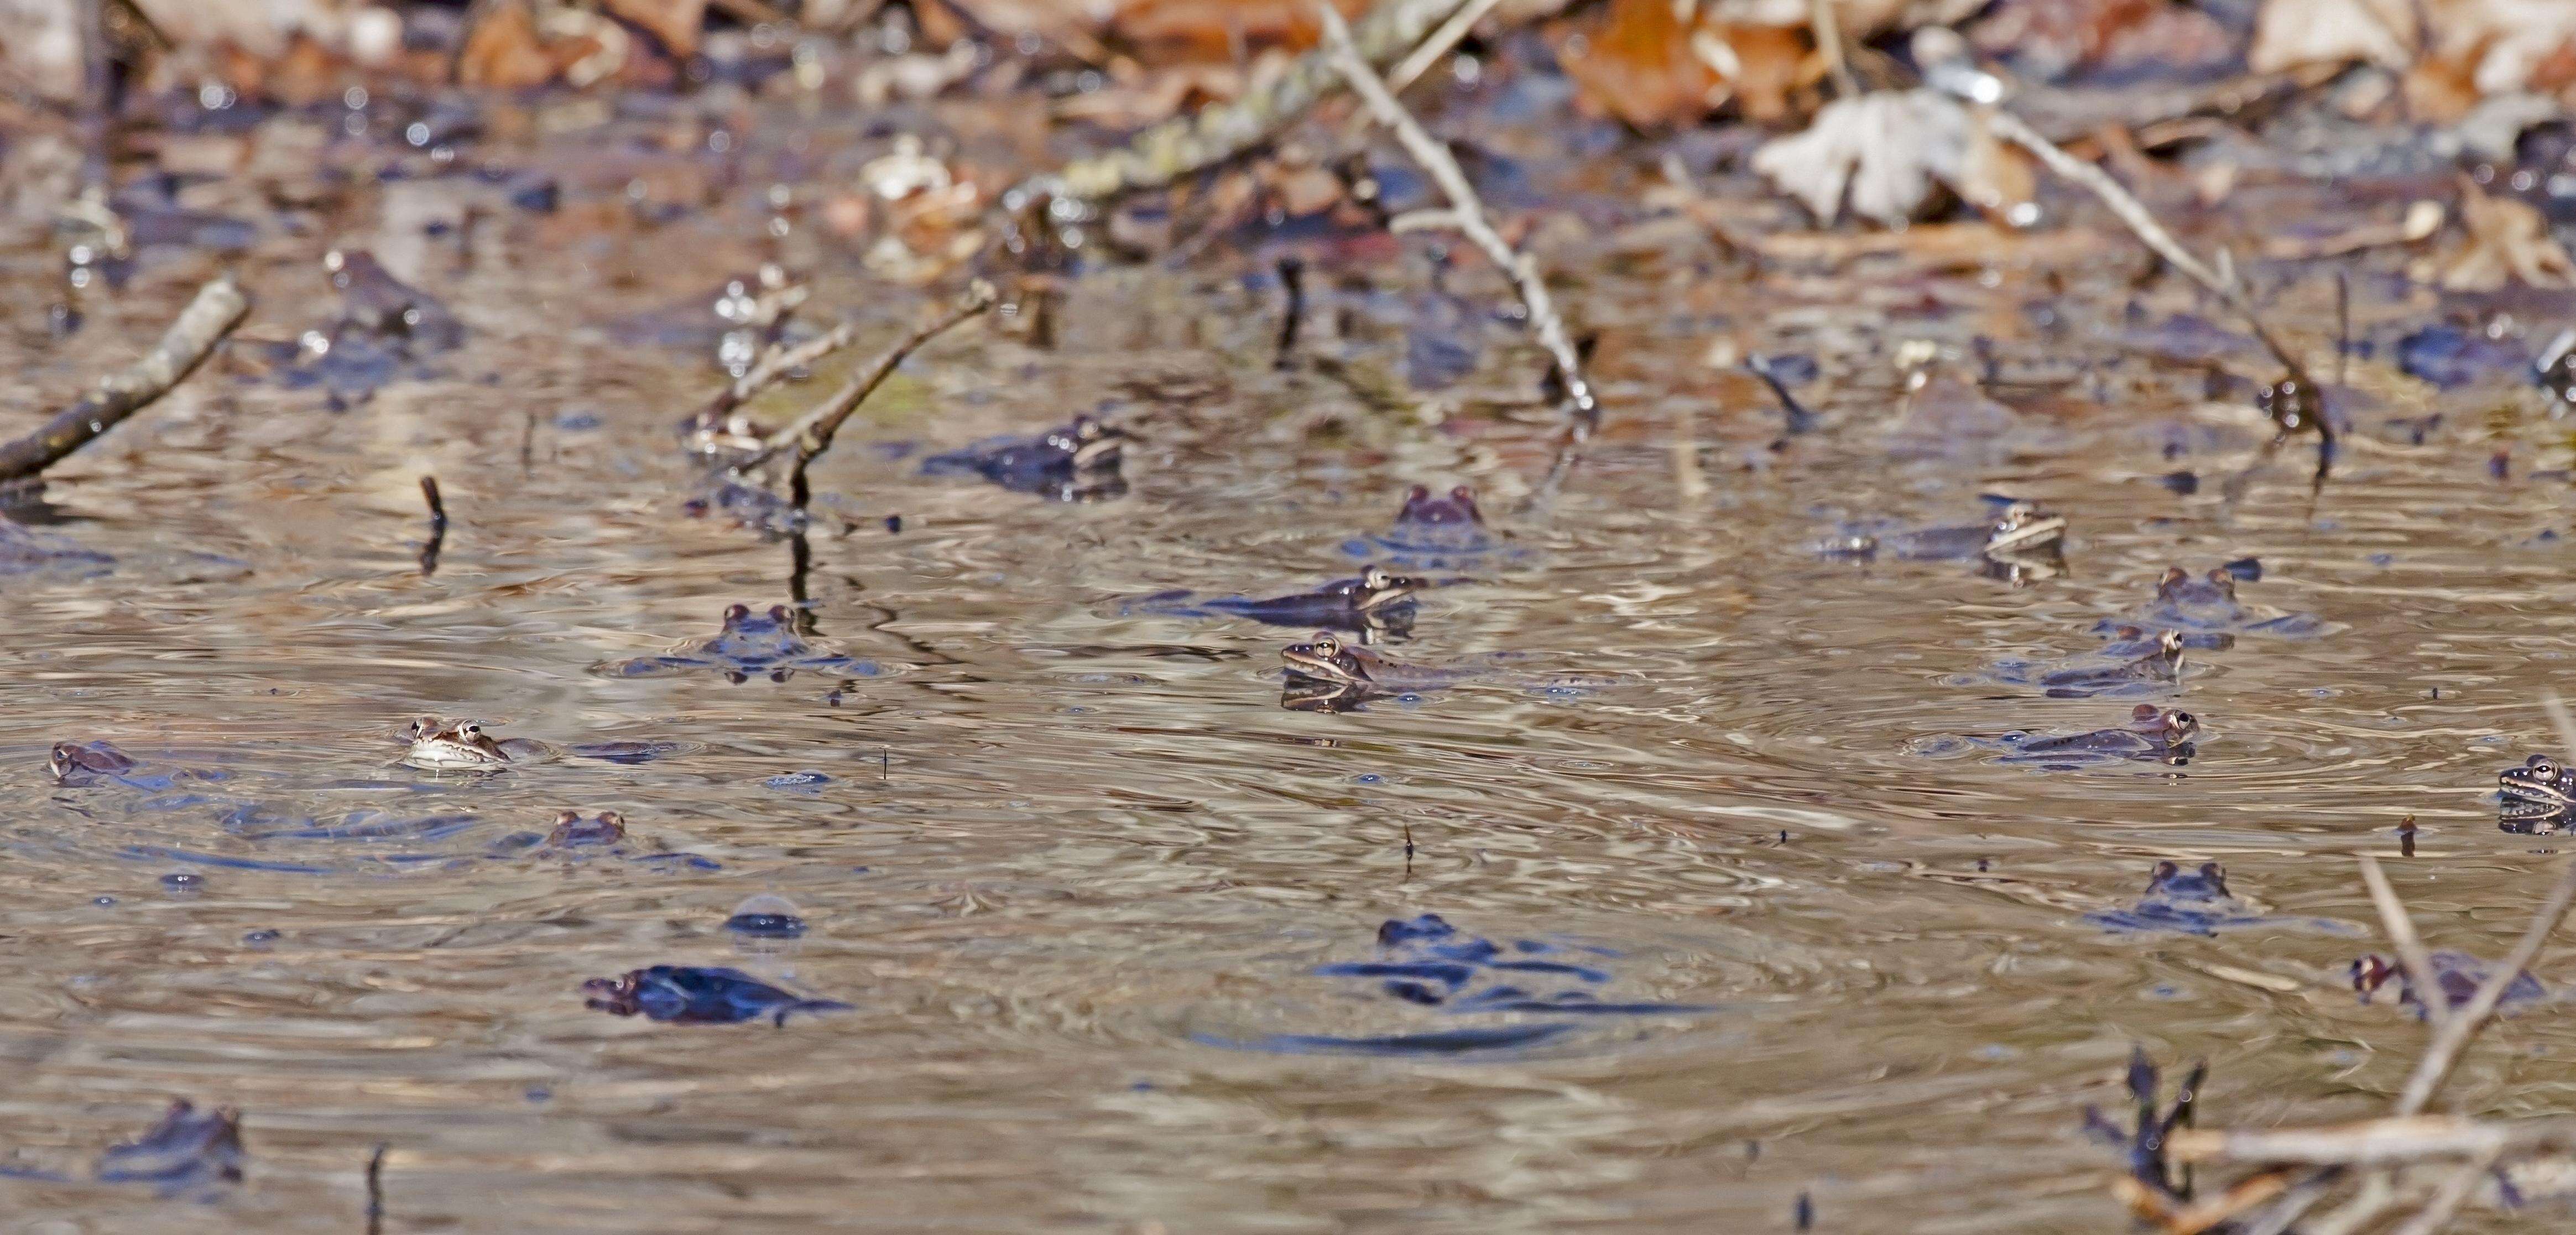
top-left (411, 718), bottom-right (484, 741)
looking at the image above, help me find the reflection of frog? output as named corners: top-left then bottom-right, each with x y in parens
top-left (1973, 629), bottom-right (2187, 699)
top-left (581, 966), bottom-right (849, 1025)
top-left (95, 1100), bottom-right (243, 1198)
top-left (595, 604), bottom-right (870, 683)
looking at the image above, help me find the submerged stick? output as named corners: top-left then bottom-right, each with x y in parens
top-left (739, 281), bottom-right (997, 501)
top-left (0, 275), bottom-right (251, 484)
top-left (2389, 1150), bottom-right (2499, 1235)
top-left (1034, 0), bottom-right (1473, 203)
top-left (364, 1142), bottom-right (388, 1235)
top-left (709, 319), bottom-right (862, 419)
top-left (1316, 1), bottom-right (1597, 487)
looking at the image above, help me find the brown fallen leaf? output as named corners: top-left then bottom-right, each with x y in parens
top-left (604, 0), bottom-right (708, 58)
top-left (1969, 0), bottom-right (2232, 82)
top-left (1557, 0), bottom-right (1816, 129)
top-left (2443, 176), bottom-right (2576, 290)
top-left (1110, 0), bottom-right (1363, 62)
top-left (458, 0), bottom-right (560, 89)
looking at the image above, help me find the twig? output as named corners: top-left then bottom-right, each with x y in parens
top-left (1385, 0), bottom-right (1504, 93)
top-left (737, 282), bottom-right (997, 501)
top-left (1315, 3), bottom-right (1597, 450)
top-left (1033, 0), bottom-right (1474, 202)
top-left (1808, 0), bottom-right (1858, 99)
top-left (2392, 856), bottom-right (2576, 1116)
top-left (709, 319), bottom-right (862, 418)
top-left (365, 1142), bottom-right (388, 1235)
top-left (0, 274), bottom-right (251, 484)
top-left (2306, 1170), bottom-right (2399, 1235)
top-left (2387, 1150), bottom-right (2499, 1235)
top-left (418, 476), bottom-right (447, 576)
top-left (2172, 1116), bottom-right (2576, 1166)
top-left (76, 0), bottom-right (111, 197)
top-left (2358, 855), bottom-right (2452, 1033)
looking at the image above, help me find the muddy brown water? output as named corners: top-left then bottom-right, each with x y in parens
top-left (6, 117), bottom-right (2576, 1233)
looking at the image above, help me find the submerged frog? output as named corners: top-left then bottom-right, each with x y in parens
top-left (1342, 484), bottom-right (1516, 569)
top-left (2083, 862), bottom-right (2269, 935)
top-left (1203, 913), bottom-right (1709, 1057)
top-left (1128, 565), bottom-right (1425, 634)
top-left (2352, 950), bottom-right (2546, 1018)
top-left (2093, 566), bottom-right (2323, 647)
top-left (2499, 754), bottom-right (2576, 832)
top-left (94, 1100), bottom-right (243, 1197)
top-left (265, 249), bottom-right (465, 410)
top-left (582, 965), bottom-right (850, 1026)
top-left (48, 740), bottom-right (233, 791)
top-left (544, 809), bottom-right (627, 847)
top-left (1996, 704), bottom-right (2200, 765)
top-left (401, 718), bottom-right (553, 772)
top-left (1821, 500), bottom-right (2068, 562)
top-left (920, 413), bottom-right (1127, 501)
top-left (596, 603), bottom-right (870, 682)
top-left (0, 519), bottom-right (114, 579)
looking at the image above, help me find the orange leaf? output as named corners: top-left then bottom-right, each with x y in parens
top-left (604, 0), bottom-right (709, 59)
top-left (1559, 0), bottom-right (1724, 129)
top-left (458, 1), bottom-right (560, 89)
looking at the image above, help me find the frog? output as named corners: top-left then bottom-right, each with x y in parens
top-left (595, 603), bottom-right (870, 683)
top-left (1819, 500), bottom-right (2068, 563)
top-left (1281, 632), bottom-right (1475, 700)
top-left (93, 1100), bottom-right (243, 1197)
top-left (1972, 628), bottom-right (2188, 699)
top-left (400, 718), bottom-right (553, 772)
top-left (2082, 862), bottom-right (2271, 936)
top-left (920, 413), bottom-right (1128, 501)
top-left (1995, 704), bottom-right (2200, 765)
top-left (1126, 565), bottom-right (1425, 635)
top-left (2352, 950), bottom-right (2546, 1018)
top-left (2499, 753), bottom-right (2576, 832)
top-left (48, 740), bottom-right (234, 792)
top-left (543, 809), bottom-right (626, 847)
top-left (2093, 565), bottom-right (2324, 647)
top-left (1341, 484), bottom-right (1518, 570)
top-left (581, 965), bottom-right (850, 1026)
top-left (2542, 326), bottom-right (2576, 409)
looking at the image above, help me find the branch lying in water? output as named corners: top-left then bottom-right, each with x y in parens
top-left (736, 280), bottom-right (997, 506)
top-left (1315, 2), bottom-right (1598, 489)
top-left (0, 274), bottom-right (250, 486)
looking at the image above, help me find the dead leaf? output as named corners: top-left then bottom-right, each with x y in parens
top-left (458, 1), bottom-right (560, 89)
top-left (1751, 88), bottom-right (1972, 227)
top-left (2429, 0), bottom-right (2576, 96)
top-left (604, 0), bottom-right (708, 58)
top-left (2443, 175), bottom-right (2576, 290)
top-left (1109, 0), bottom-right (1363, 62)
top-left (2402, 49), bottom-right (2483, 123)
top-left (2248, 0), bottom-right (2413, 75)
top-left (267, 33), bottom-right (343, 107)
top-left (1557, 0), bottom-right (1814, 128)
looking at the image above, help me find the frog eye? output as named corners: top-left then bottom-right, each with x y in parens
top-left (409, 716), bottom-right (437, 739)
top-left (1313, 636), bottom-right (1341, 657)
top-left (768, 605), bottom-right (792, 622)
top-left (1405, 484), bottom-right (1431, 503)
top-left (2198, 862), bottom-right (2227, 890)
top-left (2536, 758), bottom-right (2560, 779)
top-left (2170, 711), bottom-right (2196, 726)
top-left (457, 722), bottom-right (483, 739)
top-left (2131, 704), bottom-right (2161, 721)
top-left (2149, 860), bottom-right (2178, 884)
top-left (1363, 566), bottom-right (1389, 588)
top-left (554, 810), bottom-right (580, 826)
top-left (723, 603), bottom-right (750, 623)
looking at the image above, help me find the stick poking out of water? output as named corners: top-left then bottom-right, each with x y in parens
top-left (365, 1142), bottom-right (388, 1235)
top-left (418, 476), bottom-right (448, 576)
top-left (735, 281), bottom-right (998, 507)
top-left (0, 274), bottom-right (251, 486)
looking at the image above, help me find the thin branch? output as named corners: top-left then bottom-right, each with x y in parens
top-left (1034, 0), bottom-right (1474, 202)
top-left (2392, 856), bottom-right (2576, 1116)
top-left (709, 319), bottom-right (861, 418)
top-left (1974, 106), bottom-right (2307, 384)
top-left (736, 281), bottom-right (997, 497)
top-left (0, 274), bottom-right (251, 484)
top-left (1808, 0), bottom-right (1858, 99)
top-left (2358, 855), bottom-right (2452, 1033)
top-left (2172, 1116), bottom-right (2576, 1167)
top-left (1316, 2), bottom-right (1596, 429)
top-left (2386, 1150), bottom-right (2499, 1235)
top-left (2304, 1170), bottom-right (2399, 1235)
top-left (1385, 0), bottom-right (1504, 93)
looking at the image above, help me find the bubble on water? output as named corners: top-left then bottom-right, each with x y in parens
top-left (726, 894), bottom-right (807, 941)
